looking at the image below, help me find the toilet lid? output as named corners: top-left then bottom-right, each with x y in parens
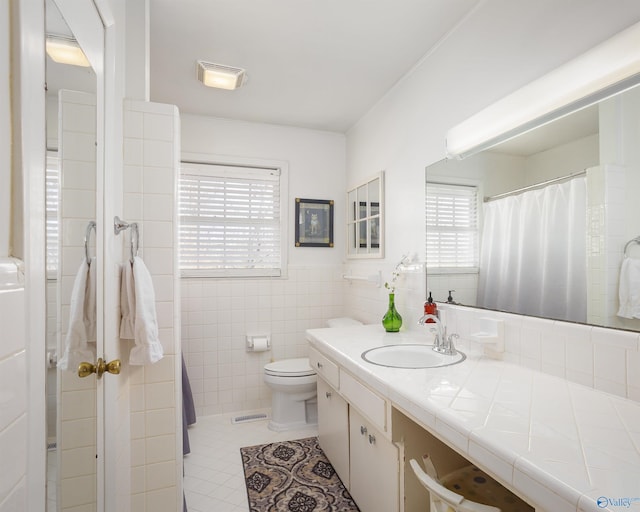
top-left (264, 358), bottom-right (316, 377)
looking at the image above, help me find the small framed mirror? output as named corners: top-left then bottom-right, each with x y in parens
top-left (347, 171), bottom-right (384, 258)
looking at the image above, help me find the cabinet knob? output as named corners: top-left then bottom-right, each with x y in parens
top-left (317, 362), bottom-right (323, 369)
top-left (368, 434), bottom-right (376, 445)
top-left (360, 425), bottom-right (367, 436)
top-left (325, 391), bottom-right (332, 398)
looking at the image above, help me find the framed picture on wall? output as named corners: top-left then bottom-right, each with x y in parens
top-left (295, 198), bottom-right (334, 247)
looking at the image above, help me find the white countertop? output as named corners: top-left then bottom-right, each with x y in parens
top-left (306, 324), bottom-right (640, 512)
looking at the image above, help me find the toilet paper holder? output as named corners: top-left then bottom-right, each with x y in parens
top-left (246, 334), bottom-right (271, 352)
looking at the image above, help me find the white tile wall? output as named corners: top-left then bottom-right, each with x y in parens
top-left (440, 303), bottom-right (640, 402)
top-left (0, 288), bottom-right (26, 512)
top-left (586, 165), bottom-right (630, 331)
top-left (343, 260), bottom-right (426, 333)
top-left (181, 265), bottom-right (345, 416)
top-left (123, 99), bottom-right (181, 512)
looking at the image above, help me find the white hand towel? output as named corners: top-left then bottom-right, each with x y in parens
top-left (85, 257), bottom-right (97, 342)
top-left (128, 256), bottom-right (164, 365)
top-left (617, 257), bottom-right (640, 319)
top-left (119, 261), bottom-right (135, 340)
top-left (58, 258), bottom-right (96, 371)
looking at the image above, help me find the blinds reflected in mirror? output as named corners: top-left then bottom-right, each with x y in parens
top-left (46, 153), bottom-right (60, 276)
top-left (426, 182), bottom-right (479, 271)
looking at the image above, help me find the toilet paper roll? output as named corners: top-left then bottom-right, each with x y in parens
top-left (252, 337), bottom-right (269, 352)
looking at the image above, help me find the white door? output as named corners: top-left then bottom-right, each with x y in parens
top-left (51, 2), bottom-right (127, 511)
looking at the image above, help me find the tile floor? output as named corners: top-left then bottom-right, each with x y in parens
top-left (183, 412), bottom-right (318, 512)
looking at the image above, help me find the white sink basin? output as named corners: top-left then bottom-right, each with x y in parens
top-left (361, 344), bottom-right (466, 369)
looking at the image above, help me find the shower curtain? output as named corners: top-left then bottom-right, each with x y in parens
top-left (477, 176), bottom-right (587, 322)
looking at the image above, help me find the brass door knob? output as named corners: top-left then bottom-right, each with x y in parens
top-left (78, 358), bottom-right (121, 378)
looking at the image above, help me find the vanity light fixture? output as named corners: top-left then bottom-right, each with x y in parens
top-left (196, 60), bottom-right (247, 90)
top-left (45, 35), bottom-right (90, 67)
top-left (446, 20), bottom-right (640, 159)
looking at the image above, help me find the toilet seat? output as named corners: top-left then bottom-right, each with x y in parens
top-left (264, 358), bottom-right (316, 377)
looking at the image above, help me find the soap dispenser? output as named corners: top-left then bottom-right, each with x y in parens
top-left (423, 292), bottom-right (438, 323)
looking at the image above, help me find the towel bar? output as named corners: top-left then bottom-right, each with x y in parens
top-left (624, 236), bottom-right (640, 256)
top-left (342, 271), bottom-right (382, 287)
top-left (114, 216), bottom-right (140, 262)
top-left (84, 221), bottom-right (96, 263)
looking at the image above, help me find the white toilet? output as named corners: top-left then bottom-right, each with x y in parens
top-left (263, 318), bottom-right (363, 432)
top-left (263, 358), bottom-right (317, 432)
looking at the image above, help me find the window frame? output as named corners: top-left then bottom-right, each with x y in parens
top-left (179, 153), bottom-right (289, 279)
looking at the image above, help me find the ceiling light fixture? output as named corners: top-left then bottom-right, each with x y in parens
top-left (45, 35), bottom-right (90, 67)
top-left (196, 60), bottom-right (247, 90)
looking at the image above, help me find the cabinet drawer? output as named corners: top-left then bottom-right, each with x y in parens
top-left (309, 347), bottom-right (340, 389)
top-left (341, 371), bottom-right (387, 432)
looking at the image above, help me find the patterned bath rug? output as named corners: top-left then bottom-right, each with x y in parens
top-left (240, 436), bottom-right (360, 511)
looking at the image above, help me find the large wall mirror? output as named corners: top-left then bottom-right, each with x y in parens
top-left (426, 60), bottom-right (640, 332)
top-left (45, 0), bottom-right (102, 510)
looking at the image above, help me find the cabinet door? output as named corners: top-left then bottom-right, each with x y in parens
top-left (317, 377), bottom-right (350, 487)
top-left (349, 407), bottom-right (399, 512)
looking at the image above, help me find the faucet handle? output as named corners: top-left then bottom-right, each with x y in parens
top-left (447, 333), bottom-right (459, 351)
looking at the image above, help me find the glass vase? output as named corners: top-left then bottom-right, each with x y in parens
top-left (382, 293), bottom-right (403, 332)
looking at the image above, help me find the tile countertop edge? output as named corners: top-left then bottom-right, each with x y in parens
top-left (305, 325), bottom-right (639, 512)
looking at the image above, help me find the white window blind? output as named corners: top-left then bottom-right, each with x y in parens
top-left (179, 162), bottom-right (284, 277)
top-left (426, 182), bottom-right (478, 270)
top-left (46, 153), bottom-right (60, 276)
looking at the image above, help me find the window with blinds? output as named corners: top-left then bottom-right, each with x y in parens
top-left (426, 182), bottom-right (479, 271)
top-left (179, 162), bottom-right (286, 277)
top-left (46, 153), bottom-right (60, 276)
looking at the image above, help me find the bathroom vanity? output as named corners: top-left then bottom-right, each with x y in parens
top-left (306, 324), bottom-right (640, 512)
top-left (311, 346), bottom-right (399, 512)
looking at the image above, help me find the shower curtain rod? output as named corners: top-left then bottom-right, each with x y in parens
top-left (484, 169), bottom-right (587, 202)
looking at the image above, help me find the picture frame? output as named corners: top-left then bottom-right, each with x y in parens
top-left (295, 198), bottom-right (334, 247)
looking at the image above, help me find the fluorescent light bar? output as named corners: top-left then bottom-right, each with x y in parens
top-left (196, 60), bottom-right (247, 90)
top-left (46, 35), bottom-right (90, 67)
top-left (446, 20), bottom-right (640, 159)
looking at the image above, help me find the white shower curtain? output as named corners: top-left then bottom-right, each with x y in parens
top-left (477, 176), bottom-right (587, 322)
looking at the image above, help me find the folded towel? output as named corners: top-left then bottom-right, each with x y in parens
top-left (617, 257), bottom-right (640, 319)
top-left (126, 256), bottom-right (164, 365)
top-left (58, 257), bottom-right (97, 371)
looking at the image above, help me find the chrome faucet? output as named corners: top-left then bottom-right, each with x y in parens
top-left (418, 314), bottom-right (458, 355)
